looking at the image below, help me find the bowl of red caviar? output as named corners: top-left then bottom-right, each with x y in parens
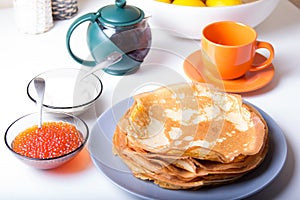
top-left (27, 68), bottom-right (103, 116)
top-left (4, 112), bottom-right (89, 169)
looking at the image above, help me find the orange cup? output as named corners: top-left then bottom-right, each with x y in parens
top-left (201, 21), bottom-right (274, 80)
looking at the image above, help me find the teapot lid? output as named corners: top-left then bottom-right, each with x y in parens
top-left (99, 0), bottom-right (145, 27)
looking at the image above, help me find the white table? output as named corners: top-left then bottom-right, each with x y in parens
top-left (0, 0), bottom-right (299, 199)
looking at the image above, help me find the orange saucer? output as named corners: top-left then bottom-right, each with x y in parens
top-left (183, 50), bottom-right (275, 93)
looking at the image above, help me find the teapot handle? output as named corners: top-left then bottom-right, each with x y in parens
top-left (66, 13), bottom-right (99, 67)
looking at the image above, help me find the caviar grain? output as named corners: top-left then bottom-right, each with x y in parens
top-left (12, 122), bottom-right (83, 159)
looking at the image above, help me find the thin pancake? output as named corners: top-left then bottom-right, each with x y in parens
top-left (112, 82), bottom-right (268, 190)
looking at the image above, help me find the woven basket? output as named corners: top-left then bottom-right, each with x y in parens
top-left (51, 0), bottom-right (78, 20)
top-left (13, 0), bottom-right (53, 34)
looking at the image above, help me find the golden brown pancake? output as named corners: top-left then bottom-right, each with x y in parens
top-left (112, 83), bottom-right (268, 189)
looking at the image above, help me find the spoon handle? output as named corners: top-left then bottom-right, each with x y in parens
top-left (80, 51), bottom-right (122, 80)
top-left (34, 77), bottom-right (45, 128)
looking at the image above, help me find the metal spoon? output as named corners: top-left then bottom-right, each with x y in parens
top-left (34, 77), bottom-right (45, 128)
top-left (80, 51), bottom-right (123, 80)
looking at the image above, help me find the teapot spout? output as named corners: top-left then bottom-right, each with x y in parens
top-left (143, 15), bottom-right (151, 21)
top-left (139, 16), bottom-right (151, 28)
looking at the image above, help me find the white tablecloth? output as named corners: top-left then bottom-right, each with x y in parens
top-left (0, 0), bottom-right (300, 199)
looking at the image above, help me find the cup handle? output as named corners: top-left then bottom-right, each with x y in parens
top-left (249, 41), bottom-right (275, 71)
top-left (66, 13), bottom-right (99, 67)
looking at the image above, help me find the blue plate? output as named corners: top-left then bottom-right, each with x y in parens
top-left (88, 97), bottom-right (287, 200)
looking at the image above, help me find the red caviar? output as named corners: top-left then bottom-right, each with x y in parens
top-left (12, 121), bottom-right (83, 159)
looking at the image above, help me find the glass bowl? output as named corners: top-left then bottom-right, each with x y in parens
top-left (27, 68), bottom-right (103, 116)
top-left (4, 112), bottom-right (89, 169)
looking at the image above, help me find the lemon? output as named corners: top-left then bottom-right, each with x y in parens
top-left (206, 0), bottom-right (242, 6)
top-left (172, 0), bottom-right (206, 6)
top-left (156, 0), bottom-right (172, 3)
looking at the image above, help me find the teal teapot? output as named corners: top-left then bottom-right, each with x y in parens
top-left (66, 0), bottom-right (151, 75)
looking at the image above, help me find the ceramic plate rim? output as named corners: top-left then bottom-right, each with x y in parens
top-left (88, 97), bottom-right (287, 200)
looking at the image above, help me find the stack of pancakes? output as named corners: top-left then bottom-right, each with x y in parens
top-left (112, 83), bottom-right (268, 190)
